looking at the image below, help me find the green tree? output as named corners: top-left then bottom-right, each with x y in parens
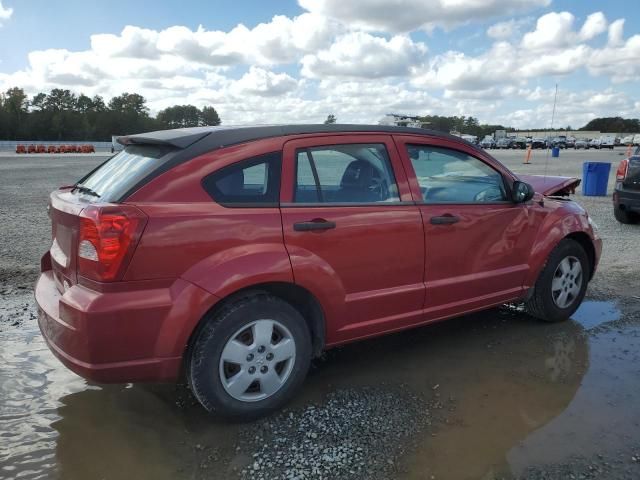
top-left (76, 94), bottom-right (94, 114)
top-left (580, 117), bottom-right (640, 133)
top-left (157, 105), bottom-right (201, 128)
top-left (324, 114), bottom-right (336, 124)
top-left (108, 93), bottom-right (149, 116)
top-left (200, 106), bottom-right (221, 126)
top-left (3, 87), bottom-right (29, 138)
top-left (44, 89), bottom-right (77, 112)
top-left (31, 93), bottom-right (47, 111)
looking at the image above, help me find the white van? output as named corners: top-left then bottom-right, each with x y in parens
top-left (622, 135), bottom-right (635, 145)
top-left (600, 136), bottom-right (615, 150)
top-left (633, 134), bottom-right (640, 146)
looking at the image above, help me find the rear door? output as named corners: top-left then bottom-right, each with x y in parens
top-left (280, 135), bottom-right (425, 344)
top-left (395, 136), bottom-right (538, 320)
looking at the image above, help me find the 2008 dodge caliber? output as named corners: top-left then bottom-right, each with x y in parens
top-left (36, 125), bottom-right (602, 419)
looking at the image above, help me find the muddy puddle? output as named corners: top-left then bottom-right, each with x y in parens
top-left (1, 297), bottom-right (639, 480)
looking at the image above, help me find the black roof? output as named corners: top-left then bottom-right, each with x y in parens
top-left (117, 124), bottom-right (472, 151)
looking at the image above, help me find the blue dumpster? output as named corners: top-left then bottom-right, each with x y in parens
top-left (582, 162), bottom-right (611, 196)
top-left (551, 146), bottom-right (560, 157)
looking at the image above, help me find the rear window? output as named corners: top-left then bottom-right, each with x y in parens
top-left (76, 144), bottom-right (173, 202)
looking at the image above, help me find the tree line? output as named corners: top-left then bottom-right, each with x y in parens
top-left (418, 114), bottom-right (640, 137)
top-left (1, 86), bottom-right (638, 141)
top-left (0, 87), bottom-right (221, 141)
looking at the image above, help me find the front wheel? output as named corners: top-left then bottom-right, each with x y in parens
top-left (189, 292), bottom-right (312, 419)
top-left (525, 239), bottom-right (589, 322)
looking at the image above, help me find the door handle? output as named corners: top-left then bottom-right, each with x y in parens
top-left (293, 219), bottom-right (336, 232)
top-left (430, 215), bottom-right (460, 225)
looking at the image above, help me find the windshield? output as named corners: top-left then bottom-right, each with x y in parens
top-left (76, 144), bottom-right (173, 202)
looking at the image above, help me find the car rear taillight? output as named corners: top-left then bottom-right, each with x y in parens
top-left (616, 159), bottom-right (629, 181)
top-left (78, 204), bottom-right (147, 281)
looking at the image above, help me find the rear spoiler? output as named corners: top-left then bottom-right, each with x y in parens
top-left (117, 128), bottom-right (213, 149)
top-left (517, 174), bottom-right (581, 196)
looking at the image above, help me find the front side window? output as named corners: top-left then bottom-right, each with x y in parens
top-left (294, 144), bottom-right (400, 204)
top-left (406, 145), bottom-right (507, 203)
top-left (202, 152), bottom-right (281, 206)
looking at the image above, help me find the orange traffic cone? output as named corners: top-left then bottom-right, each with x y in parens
top-left (523, 146), bottom-right (532, 164)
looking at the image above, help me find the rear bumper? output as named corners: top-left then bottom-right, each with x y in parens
top-left (35, 270), bottom-right (215, 383)
top-left (613, 187), bottom-right (640, 212)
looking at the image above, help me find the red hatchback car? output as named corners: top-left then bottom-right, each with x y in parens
top-left (36, 125), bottom-right (601, 418)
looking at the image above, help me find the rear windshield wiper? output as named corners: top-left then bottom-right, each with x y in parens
top-left (72, 183), bottom-right (100, 197)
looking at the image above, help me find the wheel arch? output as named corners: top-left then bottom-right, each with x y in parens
top-left (564, 231), bottom-right (596, 280)
top-left (183, 281), bottom-right (326, 378)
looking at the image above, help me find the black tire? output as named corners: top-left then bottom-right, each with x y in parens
top-left (525, 239), bottom-right (590, 323)
top-left (614, 205), bottom-right (639, 224)
top-left (189, 292), bottom-right (312, 419)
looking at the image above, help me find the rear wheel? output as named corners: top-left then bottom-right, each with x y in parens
top-left (614, 205), bottom-right (639, 224)
top-left (525, 239), bottom-right (589, 322)
top-left (189, 292), bottom-right (312, 419)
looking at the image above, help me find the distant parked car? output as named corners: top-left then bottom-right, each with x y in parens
top-left (480, 137), bottom-right (496, 149)
top-left (621, 135), bottom-right (635, 145)
top-left (613, 147), bottom-right (640, 224)
top-left (512, 137), bottom-right (528, 149)
top-left (588, 139), bottom-right (602, 149)
top-left (550, 137), bottom-right (567, 149)
top-left (16, 145), bottom-right (26, 154)
top-left (531, 138), bottom-right (546, 149)
top-left (496, 138), bottom-right (513, 149)
top-left (574, 139), bottom-right (588, 149)
top-left (565, 137), bottom-right (576, 148)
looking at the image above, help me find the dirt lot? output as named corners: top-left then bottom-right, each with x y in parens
top-left (1, 148), bottom-right (639, 480)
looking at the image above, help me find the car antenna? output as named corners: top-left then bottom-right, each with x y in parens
top-left (543, 83), bottom-right (559, 188)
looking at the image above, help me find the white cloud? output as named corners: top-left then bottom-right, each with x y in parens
top-left (413, 10), bottom-right (637, 93)
top-left (301, 32), bottom-right (427, 78)
top-left (487, 18), bottom-right (531, 40)
top-left (0, 0), bottom-right (13, 26)
top-left (521, 12), bottom-right (577, 50)
top-left (521, 11), bottom-right (609, 50)
top-left (579, 12), bottom-right (608, 41)
top-left (299, 0), bottom-right (550, 33)
top-left (608, 19), bottom-right (625, 47)
top-left (88, 14), bottom-right (340, 67)
top-left (232, 67), bottom-right (299, 97)
top-left (587, 33), bottom-right (640, 83)
top-left (499, 88), bottom-right (637, 128)
top-left (0, 5), bottom-right (639, 129)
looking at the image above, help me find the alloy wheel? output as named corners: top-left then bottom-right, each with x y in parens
top-left (219, 319), bottom-right (296, 402)
top-left (551, 256), bottom-right (583, 309)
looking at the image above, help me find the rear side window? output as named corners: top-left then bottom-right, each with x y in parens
top-left (77, 144), bottom-right (173, 202)
top-left (294, 144), bottom-right (400, 204)
top-left (202, 152), bottom-right (281, 206)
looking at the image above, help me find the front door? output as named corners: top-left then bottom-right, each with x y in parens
top-left (280, 135), bottom-right (425, 344)
top-left (396, 138), bottom-right (538, 320)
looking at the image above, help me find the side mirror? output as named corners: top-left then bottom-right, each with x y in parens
top-left (512, 181), bottom-right (535, 203)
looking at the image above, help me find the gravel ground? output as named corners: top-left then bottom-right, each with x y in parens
top-left (237, 387), bottom-right (436, 480)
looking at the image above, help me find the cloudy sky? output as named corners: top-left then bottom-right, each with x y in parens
top-left (0, 0), bottom-right (638, 128)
